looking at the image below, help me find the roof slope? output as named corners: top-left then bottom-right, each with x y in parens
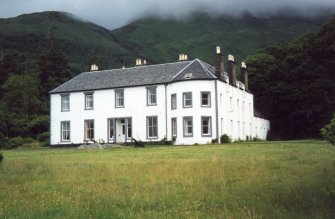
top-left (50, 59), bottom-right (217, 94)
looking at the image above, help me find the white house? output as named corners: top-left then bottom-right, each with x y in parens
top-left (49, 47), bottom-right (270, 146)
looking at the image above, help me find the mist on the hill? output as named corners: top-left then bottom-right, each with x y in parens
top-left (0, 0), bottom-right (334, 29)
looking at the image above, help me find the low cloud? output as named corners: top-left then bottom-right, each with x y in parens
top-left (0, 0), bottom-right (334, 29)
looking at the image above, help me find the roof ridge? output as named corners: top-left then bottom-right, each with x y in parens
top-left (172, 59), bottom-right (197, 80)
top-left (85, 60), bottom-right (192, 74)
top-left (196, 59), bottom-right (217, 78)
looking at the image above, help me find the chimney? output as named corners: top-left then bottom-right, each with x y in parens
top-left (90, 64), bottom-right (98, 71)
top-left (136, 58), bottom-right (142, 66)
top-left (178, 54), bottom-right (188, 61)
top-left (143, 59), bottom-right (147, 65)
top-left (227, 55), bottom-right (237, 86)
top-left (241, 62), bottom-right (249, 91)
top-left (215, 46), bottom-right (224, 80)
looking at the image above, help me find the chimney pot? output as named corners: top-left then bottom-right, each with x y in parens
top-left (216, 46), bottom-right (221, 54)
top-left (228, 54), bottom-right (235, 62)
top-left (136, 58), bottom-right (142, 66)
top-left (91, 64), bottom-right (98, 71)
top-left (143, 59), bottom-right (147, 65)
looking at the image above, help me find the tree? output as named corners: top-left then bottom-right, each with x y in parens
top-left (321, 114), bottom-right (335, 145)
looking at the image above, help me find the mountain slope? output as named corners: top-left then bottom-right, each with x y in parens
top-left (0, 11), bottom-right (138, 73)
top-left (112, 13), bottom-right (329, 65)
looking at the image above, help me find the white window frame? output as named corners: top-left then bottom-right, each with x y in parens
top-left (201, 116), bottom-right (212, 137)
top-left (171, 93), bottom-right (177, 110)
top-left (201, 92), bottom-right (211, 107)
top-left (147, 116), bottom-right (158, 139)
top-left (61, 95), bottom-right (70, 112)
top-left (115, 89), bottom-right (124, 108)
top-left (85, 120), bottom-right (94, 140)
top-left (85, 93), bottom-right (94, 110)
top-left (147, 87), bottom-right (157, 106)
top-left (61, 121), bottom-right (70, 142)
top-left (183, 116), bottom-right (193, 137)
top-left (171, 117), bottom-right (177, 137)
top-left (183, 92), bottom-right (192, 108)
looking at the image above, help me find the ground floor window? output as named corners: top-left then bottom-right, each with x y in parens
top-left (171, 118), bottom-right (177, 137)
top-left (183, 117), bottom-right (193, 137)
top-left (61, 121), bottom-right (70, 141)
top-left (108, 119), bottom-right (114, 140)
top-left (127, 118), bottom-right (132, 138)
top-left (85, 120), bottom-right (94, 140)
top-left (147, 116), bottom-right (158, 138)
top-left (201, 116), bottom-right (212, 136)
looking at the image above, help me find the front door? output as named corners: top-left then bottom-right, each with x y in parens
top-left (116, 118), bottom-right (126, 143)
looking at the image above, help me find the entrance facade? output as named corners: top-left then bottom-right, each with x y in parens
top-left (108, 117), bottom-right (132, 143)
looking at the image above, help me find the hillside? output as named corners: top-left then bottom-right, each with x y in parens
top-left (112, 12), bottom-right (329, 65)
top-left (0, 11), bottom-right (138, 73)
top-left (0, 11), bottom-right (331, 75)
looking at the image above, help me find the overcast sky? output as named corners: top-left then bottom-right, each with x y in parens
top-left (0, 0), bottom-right (334, 29)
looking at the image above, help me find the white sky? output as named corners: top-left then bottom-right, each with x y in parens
top-left (0, 0), bottom-right (334, 29)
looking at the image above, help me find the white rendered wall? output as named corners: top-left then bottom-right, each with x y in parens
top-left (50, 85), bottom-right (167, 145)
top-left (166, 80), bottom-right (217, 145)
top-left (50, 80), bottom-right (270, 145)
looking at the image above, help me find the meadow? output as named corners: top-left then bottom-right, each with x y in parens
top-left (0, 140), bottom-right (334, 218)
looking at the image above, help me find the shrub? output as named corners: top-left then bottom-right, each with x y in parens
top-left (220, 134), bottom-right (231, 144)
top-left (135, 140), bottom-right (145, 147)
top-left (211, 138), bottom-right (218, 144)
top-left (8, 136), bottom-right (24, 148)
top-left (37, 132), bottom-right (49, 143)
top-left (321, 114), bottom-right (335, 145)
top-left (0, 152), bottom-right (3, 164)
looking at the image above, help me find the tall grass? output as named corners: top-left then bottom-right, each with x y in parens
top-left (0, 141), bottom-right (334, 218)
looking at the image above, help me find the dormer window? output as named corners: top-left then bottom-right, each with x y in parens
top-left (185, 73), bottom-right (192, 79)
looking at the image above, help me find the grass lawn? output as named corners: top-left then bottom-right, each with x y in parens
top-left (0, 140), bottom-right (334, 218)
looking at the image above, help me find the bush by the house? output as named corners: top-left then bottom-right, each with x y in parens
top-left (220, 134), bottom-right (231, 144)
top-left (37, 132), bottom-right (49, 143)
top-left (321, 114), bottom-right (335, 145)
top-left (0, 152), bottom-right (3, 164)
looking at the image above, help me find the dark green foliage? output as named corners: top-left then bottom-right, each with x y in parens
top-left (220, 134), bottom-right (231, 144)
top-left (321, 114), bottom-right (335, 145)
top-left (37, 132), bottom-right (50, 143)
top-left (246, 16), bottom-right (335, 139)
top-left (211, 139), bottom-right (218, 144)
top-left (0, 152), bottom-right (3, 163)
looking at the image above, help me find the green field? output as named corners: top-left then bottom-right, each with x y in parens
top-left (0, 141), bottom-right (334, 218)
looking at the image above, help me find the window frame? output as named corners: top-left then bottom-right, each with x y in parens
top-left (146, 116), bottom-right (158, 139)
top-left (171, 93), bottom-right (177, 110)
top-left (115, 89), bottom-right (124, 108)
top-left (108, 119), bottom-right (114, 141)
top-left (84, 119), bottom-right (95, 140)
top-left (183, 116), bottom-right (193, 137)
top-left (182, 92), bottom-right (192, 108)
top-left (171, 117), bottom-right (177, 138)
top-left (201, 91), bottom-right (211, 107)
top-left (85, 92), bottom-right (94, 110)
top-left (61, 94), bottom-right (70, 112)
top-left (60, 121), bottom-right (70, 142)
top-left (201, 116), bottom-right (212, 137)
top-left (146, 86), bottom-right (157, 106)
top-left (127, 118), bottom-right (132, 139)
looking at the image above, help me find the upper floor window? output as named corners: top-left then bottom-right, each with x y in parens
top-left (147, 87), bottom-right (157, 106)
top-left (147, 116), bottom-right (158, 139)
top-left (183, 92), bottom-right (192, 108)
top-left (171, 94), bottom-right (177, 109)
top-left (61, 121), bottom-right (70, 141)
top-left (201, 92), bottom-right (211, 107)
top-left (61, 94), bottom-right (70, 111)
top-left (85, 93), bottom-right (94, 110)
top-left (115, 89), bottom-right (124, 108)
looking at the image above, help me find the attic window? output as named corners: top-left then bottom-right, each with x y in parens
top-left (185, 73), bottom-right (192, 79)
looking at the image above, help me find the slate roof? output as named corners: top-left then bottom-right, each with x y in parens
top-left (50, 59), bottom-right (218, 94)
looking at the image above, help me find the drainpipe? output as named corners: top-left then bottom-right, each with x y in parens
top-left (214, 80), bottom-right (219, 143)
top-left (165, 83), bottom-right (168, 140)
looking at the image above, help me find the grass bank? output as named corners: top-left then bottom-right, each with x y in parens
top-left (0, 140), bottom-right (334, 218)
